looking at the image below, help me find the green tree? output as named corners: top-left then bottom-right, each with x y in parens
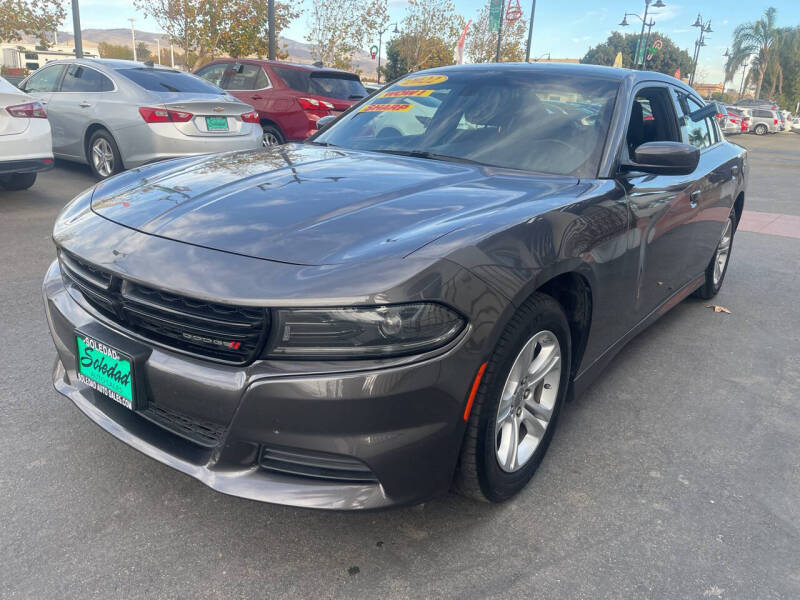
top-left (98, 41), bottom-right (133, 60)
top-left (581, 31), bottom-right (693, 77)
top-left (468, 1), bottom-right (527, 63)
top-left (381, 35), bottom-right (412, 81)
top-left (136, 41), bottom-right (152, 61)
top-left (725, 7), bottom-right (778, 100)
top-left (761, 26), bottom-right (800, 106)
top-left (0, 0), bottom-right (65, 43)
top-left (396, 0), bottom-right (463, 71)
top-left (306, 0), bottom-right (387, 70)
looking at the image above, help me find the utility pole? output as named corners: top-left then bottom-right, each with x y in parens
top-left (170, 44), bottom-right (175, 68)
top-left (129, 18), bottom-right (137, 61)
top-left (156, 38), bottom-right (161, 64)
top-left (495, 0), bottom-right (506, 62)
top-left (524, 0), bottom-right (537, 62)
top-left (71, 0), bottom-right (83, 58)
top-left (268, 0), bottom-right (276, 60)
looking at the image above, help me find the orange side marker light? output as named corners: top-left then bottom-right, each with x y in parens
top-left (463, 362), bottom-right (487, 421)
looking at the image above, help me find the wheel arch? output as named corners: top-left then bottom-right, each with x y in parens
top-left (733, 191), bottom-right (745, 230)
top-left (83, 123), bottom-right (124, 169)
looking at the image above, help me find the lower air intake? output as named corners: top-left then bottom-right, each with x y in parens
top-left (259, 446), bottom-right (378, 483)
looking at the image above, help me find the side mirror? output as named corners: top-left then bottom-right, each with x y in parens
top-left (623, 141), bottom-right (699, 176)
top-left (689, 101), bottom-right (720, 122)
top-left (315, 115), bottom-right (337, 131)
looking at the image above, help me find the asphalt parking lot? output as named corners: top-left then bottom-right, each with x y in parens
top-left (2, 134), bottom-right (799, 599)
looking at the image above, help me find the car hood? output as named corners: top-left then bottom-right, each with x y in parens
top-left (91, 144), bottom-right (578, 266)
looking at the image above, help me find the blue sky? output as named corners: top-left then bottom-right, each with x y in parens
top-left (64, 0), bottom-right (799, 83)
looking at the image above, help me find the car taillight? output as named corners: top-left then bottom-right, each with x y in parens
top-left (6, 101), bottom-right (47, 118)
top-left (297, 97), bottom-right (334, 111)
top-left (240, 110), bottom-right (259, 123)
top-left (139, 106), bottom-right (194, 123)
top-left (774, 118), bottom-right (778, 124)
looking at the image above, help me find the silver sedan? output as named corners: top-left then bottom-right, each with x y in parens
top-left (19, 59), bottom-right (262, 179)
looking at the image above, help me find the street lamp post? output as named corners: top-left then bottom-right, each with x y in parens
top-left (129, 18), bottom-right (137, 61)
top-left (618, 0), bottom-right (665, 70)
top-left (738, 58), bottom-right (750, 100)
top-left (495, 0), bottom-right (507, 62)
top-left (688, 14), bottom-right (712, 86)
top-left (375, 23), bottom-right (399, 84)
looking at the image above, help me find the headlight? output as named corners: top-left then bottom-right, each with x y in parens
top-left (264, 303), bottom-right (466, 359)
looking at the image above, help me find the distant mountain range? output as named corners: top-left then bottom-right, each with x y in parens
top-left (24, 28), bottom-right (378, 78)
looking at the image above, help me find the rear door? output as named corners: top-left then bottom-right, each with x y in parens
top-left (618, 84), bottom-right (702, 320)
top-left (47, 63), bottom-right (115, 157)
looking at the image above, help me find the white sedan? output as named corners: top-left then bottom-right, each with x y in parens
top-left (0, 75), bottom-right (53, 190)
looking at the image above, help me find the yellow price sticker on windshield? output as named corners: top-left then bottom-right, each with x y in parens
top-left (379, 89), bottom-right (433, 98)
top-left (397, 74), bottom-right (448, 86)
top-left (359, 103), bottom-right (413, 113)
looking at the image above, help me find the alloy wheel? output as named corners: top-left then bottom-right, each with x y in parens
top-left (262, 131), bottom-right (280, 147)
top-left (713, 218), bottom-right (733, 286)
top-left (495, 330), bottom-right (562, 473)
top-left (91, 138), bottom-right (115, 177)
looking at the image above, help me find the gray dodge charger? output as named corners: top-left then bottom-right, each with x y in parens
top-left (44, 63), bottom-right (746, 509)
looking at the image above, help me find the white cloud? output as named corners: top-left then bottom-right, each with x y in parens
top-left (648, 4), bottom-right (682, 23)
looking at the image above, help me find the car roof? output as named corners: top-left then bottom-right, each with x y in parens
top-left (37, 58), bottom-right (183, 72)
top-left (398, 62), bottom-right (697, 92)
top-left (202, 58), bottom-right (356, 77)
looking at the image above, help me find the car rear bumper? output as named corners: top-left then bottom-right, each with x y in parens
top-left (43, 259), bottom-right (477, 510)
top-left (0, 157), bottom-right (54, 174)
top-left (117, 122), bottom-right (263, 169)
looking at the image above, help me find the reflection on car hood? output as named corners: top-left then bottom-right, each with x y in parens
top-left (91, 144), bottom-right (578, 265)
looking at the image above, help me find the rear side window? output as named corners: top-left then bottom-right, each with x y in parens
top-left (753, 109), bottom-right (771, 118)
top-left (116, 68), bottom-right (223, 94)
top-left (23, 64), bottom-right (65, 93)
top-left (60, 65), bottom-right (114, 92)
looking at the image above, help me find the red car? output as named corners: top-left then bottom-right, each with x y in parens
top-left (195, 60), bottom-right (367, 146)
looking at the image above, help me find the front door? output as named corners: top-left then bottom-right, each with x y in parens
top-left (618, 85), bottom-right (702, 321)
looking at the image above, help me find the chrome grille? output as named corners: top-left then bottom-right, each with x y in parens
top-left (59, 250), bottom-right (269, 364)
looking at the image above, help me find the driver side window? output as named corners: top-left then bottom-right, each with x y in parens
top-left (625, 86), bottom-right (681, 158)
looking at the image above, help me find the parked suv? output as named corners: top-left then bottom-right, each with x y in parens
top-left (195, 60), bottom-right (367, 146)
top-left (733, 106), bottom-right (779, 135)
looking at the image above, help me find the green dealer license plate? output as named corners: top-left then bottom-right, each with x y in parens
top-left (205, 116), bottom-right (228, 131)
top-left (75, 334), bottom-right (135, 410)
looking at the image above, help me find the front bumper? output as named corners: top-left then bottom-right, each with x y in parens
top-left (43, 259), bottom-right (480, 509)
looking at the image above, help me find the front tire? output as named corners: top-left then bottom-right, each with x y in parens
top-left (87, 130), bottom-right (122, 179)
top-left (754, 123), bottom-right (768, 136)
top-left (693, 212), bottom-right (735, 299)
top-left (455, 293), bottom-right (571, 503)
top-left (0, 172), bottom-right (37, 190)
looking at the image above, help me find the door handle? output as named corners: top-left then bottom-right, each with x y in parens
top-left (79, 101), bottom-right (92, 108)
top-left (690, 189), bottom-right (701, 208)
top-left (251, 94), bottom-right (263, 100)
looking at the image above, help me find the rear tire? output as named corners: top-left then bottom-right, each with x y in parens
top-left (754, 123), bottom-right (768, 136)
top-left (454, 293), bottom-right (571, 503)
top-left (0, 172), bottom-right (37, 190)
top-left (693, 212), bottom-right (735, 299)
top-left (87, 129), bottom-right (122, 179)
top-left (261, 124), bottom-right (284, 147)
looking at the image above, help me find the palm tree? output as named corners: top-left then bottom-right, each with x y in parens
top-left (726, 7), bottom-right (778, 99)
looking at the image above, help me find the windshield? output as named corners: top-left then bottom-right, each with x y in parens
top-left (116, 68), bottom-right (224, 94)
top-left (315, 70), bottom-right (619, 177)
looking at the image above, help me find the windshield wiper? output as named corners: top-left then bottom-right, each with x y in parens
top-left (372, 149), bottom-right (487, 167)
top-left (305, 140), bottom-right (337, 147)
